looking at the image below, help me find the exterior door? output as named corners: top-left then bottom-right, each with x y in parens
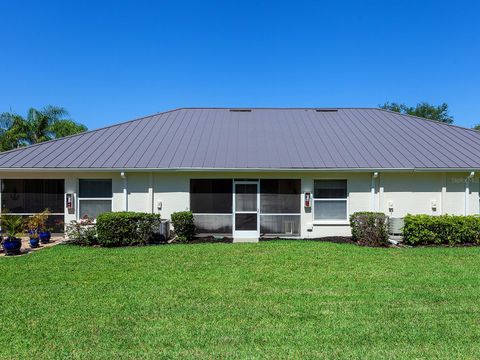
top-left (233, 181), bottom-right (259, 238)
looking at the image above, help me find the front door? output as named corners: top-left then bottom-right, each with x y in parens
top-left (233, 181), bottom-right (259, 238)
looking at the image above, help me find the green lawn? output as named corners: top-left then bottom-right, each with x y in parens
top-left (1, 241), bottom-right (480, 359)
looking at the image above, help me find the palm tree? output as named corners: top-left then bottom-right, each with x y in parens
top-left (0, 106), bottom-right (87, 151)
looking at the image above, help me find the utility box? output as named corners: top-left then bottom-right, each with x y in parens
top-left (156, 219), bottom-right (171, 242)
top-left (388, 217), bottom-right (404, 243)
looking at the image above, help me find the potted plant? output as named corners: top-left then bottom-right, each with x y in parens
top-left (37, 209), bottom-right (51, 244)
top-left (1, 213), bottom-right (24, 256)
top-left (28, 231), bottom-right (40, 248)
top-left (25, 214), bottom-right (42, 248)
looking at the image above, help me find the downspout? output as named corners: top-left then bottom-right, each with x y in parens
top-left (148, 172), bottom-right (154, 213)
top-left (371, 172), bottom-right (378, 211)
top-left (465, 171), bottom-right (475, 215)
top-left (121, 172), bottom-right (128, 211)
top-left (440, 172), bottom-right (446, 215)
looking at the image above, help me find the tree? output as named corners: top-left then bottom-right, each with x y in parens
top-left (380, 102), bottom-right (454, 124)
top-left (0, 106), bottom-right (87, 151)
top-left (0, 113), bottom-right (24, 151)
top-left (473, 124), bottom-right (480, 131)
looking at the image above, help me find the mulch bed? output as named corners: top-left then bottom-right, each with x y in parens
top-left (1, 237), bottom-right (64, 257)
top-left (260, 236), bottom-right (356, 244)
top-left (183, 236), bottom-right (233, 244)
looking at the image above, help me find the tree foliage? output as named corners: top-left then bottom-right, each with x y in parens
top-left (0, 106), bottom-right (87, 151)
top-left (380, 102), bottom-right (454, 124)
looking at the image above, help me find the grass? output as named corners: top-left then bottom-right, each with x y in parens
top-left (1, 241), bottom-right (480, 359)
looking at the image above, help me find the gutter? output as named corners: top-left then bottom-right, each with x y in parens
top-left (0, 167), bottom-right (479, 173)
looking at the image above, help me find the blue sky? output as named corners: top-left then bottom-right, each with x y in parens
top-left (1, 0), bottom-right (479, 129)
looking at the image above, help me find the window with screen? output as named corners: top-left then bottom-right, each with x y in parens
top-left (190, 179), bottom-right (233, 234)
top-left (78, 179), bottom-right (112, 219)
top-left (313, 180), bottom-right (348, 221)
top-left (260, 179), bottom-right (300, 236)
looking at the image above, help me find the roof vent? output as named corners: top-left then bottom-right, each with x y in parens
top-left (315, 109), bottom-right (338, 112)
top-left (229, 109), bottom-right (252, 112)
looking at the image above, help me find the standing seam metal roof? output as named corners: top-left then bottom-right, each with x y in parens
top-left (0, 108), bottom-right (479, 170)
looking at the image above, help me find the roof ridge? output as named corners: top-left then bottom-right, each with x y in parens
top-left (375, 108), bottom-right (479, 134)
top-left (0, 108), bottom-right (182, 157)
top-left (176, 107), bottom-right (379, 110)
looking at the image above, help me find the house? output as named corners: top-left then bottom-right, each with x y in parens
top-left (0, 108), bottom-right (479, 242)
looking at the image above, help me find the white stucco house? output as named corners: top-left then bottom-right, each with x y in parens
top-left (0, 108), bottom-right (479, 241)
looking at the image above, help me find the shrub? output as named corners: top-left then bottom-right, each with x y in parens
top-left (403, 214), bottom-right (480, 246)
top-left (66, 218), bottom-right (98, 246)
top-left (25, 209), bottom-right (52, 238)
top-left (171, 211), bottom-right (196, 242)
top-left (350, 212), bottom-right (389, 247)
top-left (96, 212), bottom-right (162, 247)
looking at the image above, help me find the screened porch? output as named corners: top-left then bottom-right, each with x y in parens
top-left (190, 179), bottom-right (301, 237)
top-left (1, 179), bottom-right (65, 232)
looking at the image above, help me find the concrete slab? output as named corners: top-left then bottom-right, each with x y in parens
top-left (233, 237), bottom-right (259, 243)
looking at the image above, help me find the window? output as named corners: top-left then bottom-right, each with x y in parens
top-left (260, 179), bottom-right (300, 214)
top-left (260, 179), bottom-right (301, 236)
top-left (78, 179), bottom-right (112, 219)
top-left (190, 179), bottom-right (233, 234)
top-left (313, 180), bottom-right (348, 222)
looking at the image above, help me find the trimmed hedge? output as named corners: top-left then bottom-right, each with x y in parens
top-left (403, 214), bottom-right (480, 246)
top-left (171, 211), bottom-right (196, 242)
top-left (96, 212), bottom-right (162, 247)
top-left (350, 212), bottom-right (389, 247)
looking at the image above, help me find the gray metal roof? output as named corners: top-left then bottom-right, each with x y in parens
top-left (0, 108), bottom-right (479, 170)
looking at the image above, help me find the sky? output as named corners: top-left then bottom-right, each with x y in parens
top-left (1, 0), bottom-right (479, 130)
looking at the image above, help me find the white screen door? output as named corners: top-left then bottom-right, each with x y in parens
top-left (233, 181), bottom-right (259, 238)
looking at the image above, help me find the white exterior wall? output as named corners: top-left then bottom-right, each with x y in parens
top-left (379, 173), bottom-right (443, 217)
top-left (0, 170), bottom-right (478, 237)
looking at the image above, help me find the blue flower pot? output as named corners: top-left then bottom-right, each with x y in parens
top-left (29, 237), bottom-right (40, 248)
top-left (3, 237), bottom-right (22, 255)
top-left (39, 231), bottom-right (51, 244)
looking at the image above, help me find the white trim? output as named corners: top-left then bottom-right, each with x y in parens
top-left (260, 213), bottom-right (301, 216)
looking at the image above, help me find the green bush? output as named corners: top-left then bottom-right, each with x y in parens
top-left (350, 212), bottom-right (389, 247)
top-left (96, 212), bottom-right (162, 247)
top-left (171, 211), bottom-right (196, 242)
top-left (403, 214), bottom-right (480, 246)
